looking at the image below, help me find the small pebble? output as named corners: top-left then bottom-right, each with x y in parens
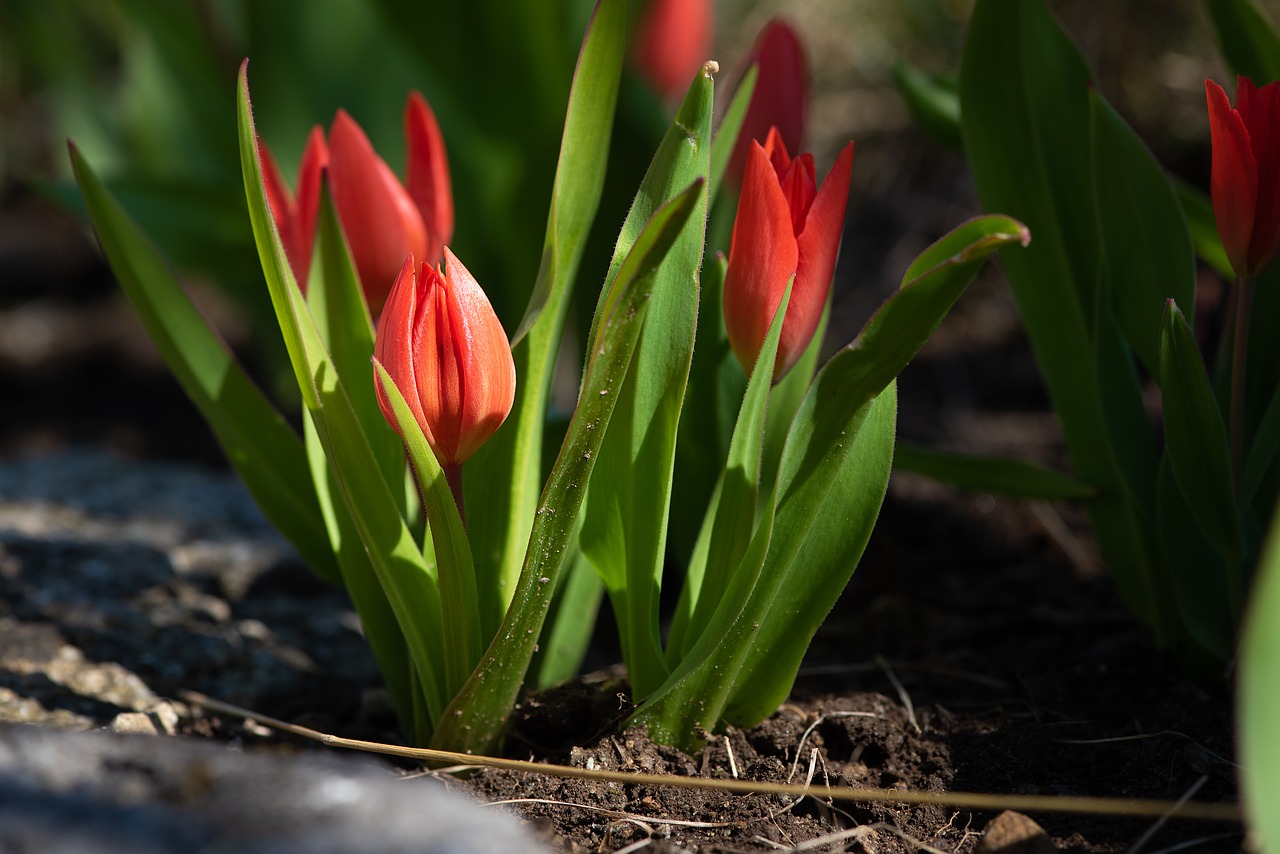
top-left (976, 810), bottom-right (1057, 854)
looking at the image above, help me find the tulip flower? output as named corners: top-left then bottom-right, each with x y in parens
top-left (258, 92), bottom-right (453, 311)
top-left (1206, 76), bottom-right (1280, 280)
top-left (723, 128), bottom-right (854, 382)
top-left (373, 249), bottom-right (516, 473)
top-left (631, 0), bottom-right (714, 100)
top-left (727, 19), bottom-right (808, 186)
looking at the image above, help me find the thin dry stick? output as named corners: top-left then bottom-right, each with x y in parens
top-left (178, 690), bottom-right (1241, 822)
top-left (1126, 776), bottom-right (1208, 854)
top-left (875, 656), bottom-right (921, 733)
top-left (482, 797), bottom-right (731, 830)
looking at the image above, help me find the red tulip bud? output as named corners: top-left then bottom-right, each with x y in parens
top-left (1206, 76), bottom-right (1280, 279)
top-left (373, 249), bottom-right (516, 466)
top-left (723, 128), bottom-right (854, 382)
top-left (256, 93), bottom-right (454, 311)
top-left (631, 0), bottom-right (714, 100)
top-left (727, 19), bottom-right (808, 187)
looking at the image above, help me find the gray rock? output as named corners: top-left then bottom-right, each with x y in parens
top-left (0, 722), bottom-right (545, 853)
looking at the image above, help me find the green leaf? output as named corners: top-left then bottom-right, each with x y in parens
top-left (893, 60), bottom-right (963, 150)
top-left (1089, 91), bottom-right (1196, 377)
top-left (1204, 0), bottom-right (1280, 83)
top-left (1239, 504), bottom-right (1280, 852)
top-left (307, 179), bottom-right (406, 505)
top-left (465, 0), bottom-right (626, 627)
top-left (633, 214), bottom-right (1026, 748)
top-left (68, 142), bottom-right (339, 585)
top-left (579, 64), bottom-right (714, 699)
top-left (238, 61), bottom-right (450, 732)
top-left (1159, 300), bottom-right (1241, 558)
top-left (374, 361), bottom-right (483, 697)
top-left (709, 64), bottom-right (756, 199)
top-left (1244, 383), bottom-right (1280, 505)
top-left (960, 0), bottom-right (1179, 643)
top-left (531, 537), bottom-right (605, 689)
top-left (1173, 177), bottom-right (1233, 280)
top-left (430, 180), bottom-right (705, 755)
top-left (1155, 454), bottom-right (1234, 660)
top-left (893, 443), bottom-right (1095, 499)
top-left (668, 281), bottom-right (793, 664)
top-left (724, 385), bottom-right (896, 726)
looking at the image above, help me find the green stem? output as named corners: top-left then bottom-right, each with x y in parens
top-left (1231, 275), bottom-right (1254, 491)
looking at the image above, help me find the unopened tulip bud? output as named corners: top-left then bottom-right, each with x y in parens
top-left (373, 249), bottom-right (515, 466)
top-left (1206, 76), bottom-right (1280, 279)
top-left (723, 128), bottom-right (853, 382)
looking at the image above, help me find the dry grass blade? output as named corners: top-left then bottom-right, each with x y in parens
top-left (179, 689), bottom-right (1242, 822)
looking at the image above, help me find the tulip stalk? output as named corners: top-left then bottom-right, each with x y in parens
top-left (1231, 273), bottom-right (1255, 489)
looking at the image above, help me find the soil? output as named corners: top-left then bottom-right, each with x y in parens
top-left (0, 170), bottom-right (1243, 853)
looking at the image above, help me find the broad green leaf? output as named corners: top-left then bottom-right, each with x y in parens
top-left (724, 385), bottom-right (896, 726)
top-left (893, 444), bottom-right (1095, 499)
top-left (1204, 0), bottom-right (1280, 83)
top-left (893, 60), bottom-right (963, 150)
top-left (307, 179), bottom-right (405, 508)
top-left (68, 142), bottom-right (338, 585)
top-left (430, 181), bottom-right (705, 755)
top-left (532, 536), bottom-right (604, 689)
top-left (633, 215), bottom-right (1026, 748)
top-left (759, 291), bottom-right (830, 503)
top-left (1244, 383), bottom-right (1280, 505)
top-left (960, 0), bottom-right (1178, 642)
top-left (1090, 91), bottom-right (1196, 377)
top-left (1173, 177), bottom-right (1233, 279)
top-left (668, 281), bottom-right (793, 664)
top-left (466, 0), bottom-right (626, 627)
top-left (238, 62), bottom-right (450, 731)
top-left (669, 252), bottom-right (741, 565)
top-left (579, 65), bottom-right (714, 698)
top-left (1155, 455), bottom-right (1234, 660)
top-left (1240, 504), bottom-right (1280, 852)
top-left (1159, 301), bottom-right (1241, 559)
top-left (374, 361), bottom-right (482, 697)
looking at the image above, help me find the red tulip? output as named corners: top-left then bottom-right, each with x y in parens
top-left (632, 0), bottom-right (714, 100)
top-left (373, 249), bottom-right (515, 466)
top-left (723, 128), bottom-right (854, 382)
top-left (726, 19), bottom-right (808, 186)
top-left (258, 93), bottom-right (453, 311)
top-left (1206, 76), bottom-right (1280, 279)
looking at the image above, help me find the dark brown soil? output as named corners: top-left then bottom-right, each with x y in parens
top-left (0, 183), bottom-right (1243, 852)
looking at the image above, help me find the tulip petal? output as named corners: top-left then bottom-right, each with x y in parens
top-left (294, 126), bottom-right (329, 287)
top-left (1207, 79), bottom-right (1258, 277)
top-left (329, 109), bottom-right (430, 311)
top-left (724, 140), bottom-right (800, 376)
top-left (405, 92), bottom-right (454, 265)
top-left (780, 152), bottom-right (817, 234)
top-left (440, 248), bottom-right (517, 464)
top-left (762, 126), bottom-right (792, 181)
top-left (789, 140), bottom-right (853, 376)
top-left (1238, 77), bottom-right (1280, 274)
top-left (728, 19), bottom-right (808, 184)
top-left (374, 255), bottom-right (430, 442)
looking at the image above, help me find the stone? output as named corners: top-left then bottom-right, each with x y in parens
top-left (0, 722), bottom-right (546, 853)
top-left (975, 810), bottom-right (1057, 854)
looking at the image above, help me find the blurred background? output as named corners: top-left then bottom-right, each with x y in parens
top-left (0, 0), bottom-right (1227, 469)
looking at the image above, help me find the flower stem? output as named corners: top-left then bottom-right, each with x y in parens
top-left (444, 462), bottom-right (465, 527)
top-left (1230, 274), bottom-right (1254, 490)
